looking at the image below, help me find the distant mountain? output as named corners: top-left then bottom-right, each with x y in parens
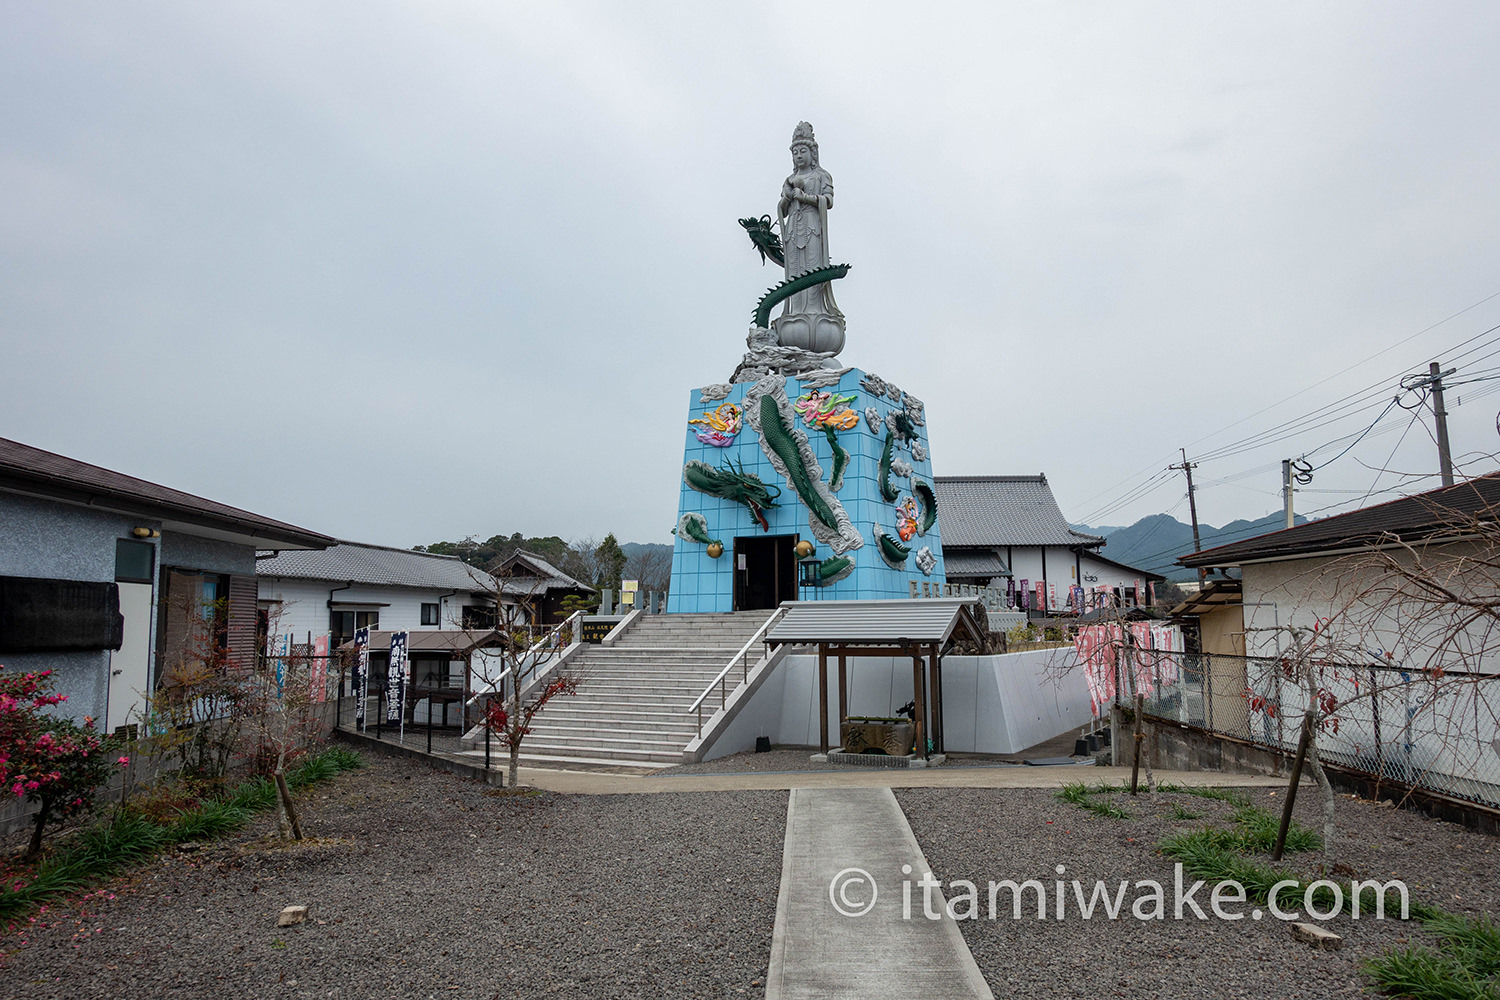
top-left (1072, 512), bottom-right (1306, 581)
top-left (620, 542), bottom-right (671, 561)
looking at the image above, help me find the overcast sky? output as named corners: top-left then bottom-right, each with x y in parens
top-left (5, 2), bottom-right (1500, 550)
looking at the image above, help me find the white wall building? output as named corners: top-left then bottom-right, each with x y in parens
top-left (934, 475), bottom-right (1164, 612)
top-left (256, 542), bottom-right (503, 648)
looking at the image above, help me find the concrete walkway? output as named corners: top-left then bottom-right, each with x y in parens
top-left (512, 763), bottom-right (1296, 795)
top-left (766, 787), bottom-right (993, 999)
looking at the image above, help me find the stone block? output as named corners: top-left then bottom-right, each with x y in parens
top-left (1289, 921), bottom-right (1342, 950)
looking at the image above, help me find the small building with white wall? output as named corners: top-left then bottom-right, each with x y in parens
top-left (934, 475), bottom-right (1164, 612)
top-left (256, 542), bottom-right (505, 649)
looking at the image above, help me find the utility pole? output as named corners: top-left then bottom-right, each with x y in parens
top-left (1428, 361), bottom-right (1455, 487)
top-left (1282, 457), bottom-right (1311, 529)
top-left (1282, 459), bottom-right (1294, 529)
top-left (1171, 449), bottom-right (1204, 584)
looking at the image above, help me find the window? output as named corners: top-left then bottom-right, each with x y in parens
top-left (114, 539), bottom-right (155, 583)
top-left (420, 602), bottom-right (440, 626)
top-left (462, 604), bottom-right (496, 630)
top-left (410, 655), bottom-right (456, 689)
top-left (330, 610), bottom-right (379, 648)
top-left (154, 569), bottom-right (229, 685)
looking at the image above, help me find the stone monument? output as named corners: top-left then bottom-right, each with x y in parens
top-left (667, 123), bottom-right (946, 612)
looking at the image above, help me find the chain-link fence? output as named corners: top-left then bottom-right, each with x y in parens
top-left (1131, 647), bottom-right (1500, 810)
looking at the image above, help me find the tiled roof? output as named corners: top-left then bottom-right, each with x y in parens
top-left (258, 542), bottom-right (496, 592)
top-left (941, 549), bottom-right (1011, 577)
top-left (932, 476), bottom-right (1103, 548)
top-left (1181, 473), bottom-right (1500, 567)
top-left (0, 437), bottom-right (332, 550)
top-left (498, 550), bottom-right (595, 594)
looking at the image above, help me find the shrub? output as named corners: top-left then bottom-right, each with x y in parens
top-left (0, 668), bottom-right (125, 858)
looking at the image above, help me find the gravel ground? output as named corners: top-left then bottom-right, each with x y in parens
top-left (897, 784), bottom-right (1500, 999)
top-left (4, 754), bottom-right (787, 1000)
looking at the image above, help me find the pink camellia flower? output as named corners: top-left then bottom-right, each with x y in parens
top-left (116, 756), bottom-right (130, 766)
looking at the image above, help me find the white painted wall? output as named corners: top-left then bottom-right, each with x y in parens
top-left (257, 577), bottom-right (491, 638)
top-left (700, 647), bottom-right (1092, 759)
top-left (1077, 552), bottom-right (1153, 603)
top-left (984, 545), bottom-right (1088, 611)
top-left (1239, 543), bottom-right (1499, 673)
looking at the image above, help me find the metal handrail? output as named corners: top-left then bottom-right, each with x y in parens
top-left (689, 606), bottom-right (788, 737)
top-left (526, 609), bottom-right (585, 657)
top-left (464, 610), bottom-right (584, 708)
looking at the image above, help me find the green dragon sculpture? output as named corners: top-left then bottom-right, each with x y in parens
top-left (812, 554), bottom-right (855, 586)
top-left (823, 425), bottom-right (848, 493)
top-left (752, 263), bottom-right (852, 330)
top-left (878, 431), bottom-right (900, 502)
top-left (683, 459), bottom-right (781, 531)
top-left (738, 216), bottom-right (785, 267)
top-left (676, 512), bottom-right (721, 549)
top-left (757, 395), bottom-right (839, 533)
top-left (912, 479), bottom-right (937, 535)
top-left (873, 525), bottom-right (910, 567)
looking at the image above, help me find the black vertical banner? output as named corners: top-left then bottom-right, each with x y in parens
top-left (353, 626), bottom-right (370, 727)
top-left (387, 631), bottom-right (409, 731)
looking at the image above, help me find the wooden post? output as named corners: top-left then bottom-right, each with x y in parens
top-left (837, 650), bottom-right (847, 730)
top-left (273, 771), bottom-right (304, 841)
top-left (911, 646), bottom-right (926, 760)
top-left (930, 643), bottom-right (943, 753)
top-left (818, 644), bottom-right (830, 752)
top-left (1272, 714), bottom-right (1315, 862)
top-left (1131, 692), bottom-right (1145, 796)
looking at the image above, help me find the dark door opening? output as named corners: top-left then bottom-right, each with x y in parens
top-left (733, 534), bottom-right (797, 611)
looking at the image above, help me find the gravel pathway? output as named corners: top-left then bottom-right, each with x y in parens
top-left (5, 755), bottom-right (787, 999)
top-left (897, 784), bottom-right (1500, 999)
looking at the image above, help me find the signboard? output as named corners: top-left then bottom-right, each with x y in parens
top-left (620, 579), bottom-right (638, 607)
top-left (387, 631), bottom-right (409, 728)
top-left (580, 618), bottom-right (619, 644)
top-left (353, 626), bottom-right (370, 727)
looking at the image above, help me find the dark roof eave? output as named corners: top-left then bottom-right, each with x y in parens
top-left (0, 469), bottom-right (333, 550)
top-left (1178, 527), bottom-right (1474, 568)
top-left (1177, 473), bottom-right (1500, 568)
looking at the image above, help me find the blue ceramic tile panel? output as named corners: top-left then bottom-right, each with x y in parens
top-left (667, 369), bottom-right (947, 610)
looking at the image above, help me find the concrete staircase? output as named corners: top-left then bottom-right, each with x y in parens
top-left (483, 611), bottom-right (777, 769)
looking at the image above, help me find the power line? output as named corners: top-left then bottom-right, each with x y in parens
top-left (1306, 396), bottom-right (1401, 471)
top-left (1181, 293), bottom-right (1500, 454)
top-left (1075, 295), bottom-right (1500, 530)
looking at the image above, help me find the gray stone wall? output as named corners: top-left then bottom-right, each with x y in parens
top-left (1, 650), bottom-right (110, 722)
top-left (0, 493), bottom-right (146, 582)
top-left (159, 532), bottom-right (255, 575)
top-left (0, 495), bottom-right (143, 723)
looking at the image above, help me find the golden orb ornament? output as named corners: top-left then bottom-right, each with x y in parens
top-left (795, 539), bottom-right (815, 559)
top-left (706, 541), bottom-right (724, 559)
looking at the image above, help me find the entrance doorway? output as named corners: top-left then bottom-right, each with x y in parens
top-left (733, 534), bottom-right (797, 611)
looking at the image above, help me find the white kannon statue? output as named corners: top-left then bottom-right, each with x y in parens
top-left (772, 122), bottom-right (846, 355)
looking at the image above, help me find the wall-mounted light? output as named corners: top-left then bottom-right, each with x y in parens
top-left (131, 527), bottom-right (160, 539)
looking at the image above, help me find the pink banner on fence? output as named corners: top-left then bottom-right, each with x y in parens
top-left (312, 634), bottom-right (329, 702)
top-left (1074, 624), bottom-right (1122, 716)
top-left (1131, 622), bottom-right (1155, 694)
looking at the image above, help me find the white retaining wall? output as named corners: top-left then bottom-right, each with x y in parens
top-left (700, 646), bottom-right (1091, 760)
